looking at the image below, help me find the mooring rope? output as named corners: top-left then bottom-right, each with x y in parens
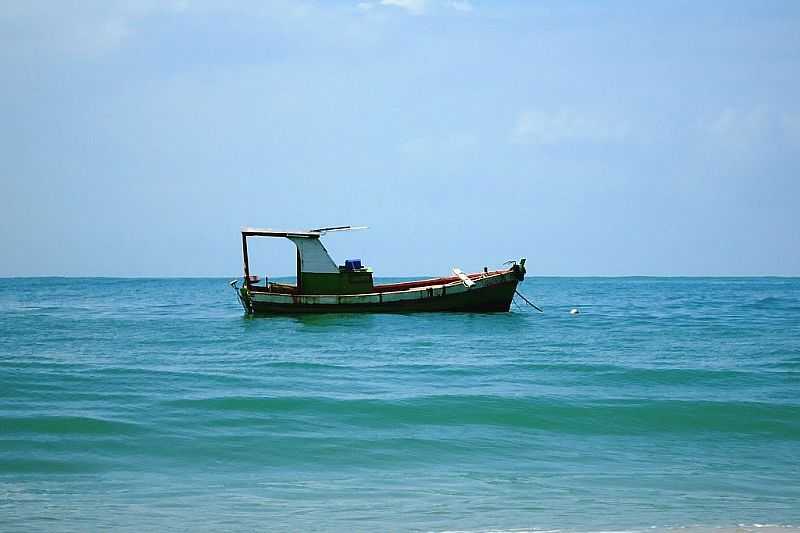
top-left (514, 290), bottom-right (543, 312)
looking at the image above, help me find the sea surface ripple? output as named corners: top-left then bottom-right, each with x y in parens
top-left (1, 277), bottom-right (799, 532)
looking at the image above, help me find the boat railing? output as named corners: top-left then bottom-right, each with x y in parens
top-left (372, 269), bottom-right (508, 293)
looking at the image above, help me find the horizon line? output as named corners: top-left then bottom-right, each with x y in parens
top-left (2, 274), bottom-right (799, 280)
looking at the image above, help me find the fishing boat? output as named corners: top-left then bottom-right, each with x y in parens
top-left (231, 226), bottom-right (526, 314)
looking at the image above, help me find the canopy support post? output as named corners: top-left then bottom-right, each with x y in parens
top-left (242, 233), bottom-right (251, 289)
top-left (296, 248), bottom-right (302, 294)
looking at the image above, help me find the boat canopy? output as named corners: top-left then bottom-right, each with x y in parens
top-left (240, 226), bottom-right (365, 278)
top-left (241, 226), bottom-right (367, 238)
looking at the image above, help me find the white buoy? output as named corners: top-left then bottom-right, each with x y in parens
top-left (570, 308), bottom-right (580, 315)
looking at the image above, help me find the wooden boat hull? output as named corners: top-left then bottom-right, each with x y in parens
top-left (241, 269), bottom-right (521, 314)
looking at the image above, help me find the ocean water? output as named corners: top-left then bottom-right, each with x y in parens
top-left (1, 277), bottom-right (799, 532)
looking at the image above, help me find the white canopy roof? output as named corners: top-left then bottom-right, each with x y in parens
top-left (241, 225), bottom-right (366, 238)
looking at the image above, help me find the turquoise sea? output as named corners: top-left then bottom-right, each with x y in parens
top-left (1, 277), bottom-right (799, 532)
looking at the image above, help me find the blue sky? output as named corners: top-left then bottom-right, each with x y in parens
top-left (1, 1), bottom-right (798, 276)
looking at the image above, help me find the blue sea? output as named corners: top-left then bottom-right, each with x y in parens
top-left (1, 277), bottom-right (799, 532)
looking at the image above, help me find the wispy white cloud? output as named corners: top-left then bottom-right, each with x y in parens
top-left (782, 112), bottom-right (800, 147)
top-left (380, 0), bottom-right (427, 15)
top-left (357, 0), bottom-right (470, 16)
top-left (448, 1), bottom-right (474, 12)
top-left (511, 108), bottom-right (630, 145)
top-left (696, 107), bottom-right (800, 161)
top-left (1, 1), bottom-right (317, 58)
top-left (701, 107), bottom-right (771, 149)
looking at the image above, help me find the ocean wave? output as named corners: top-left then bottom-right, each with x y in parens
top-left (745, 295), bottom-right (800, 311)
top-left (162, 395), bottom-right (800, 437)
top-left (0, 415), bottom-right (144, 436)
